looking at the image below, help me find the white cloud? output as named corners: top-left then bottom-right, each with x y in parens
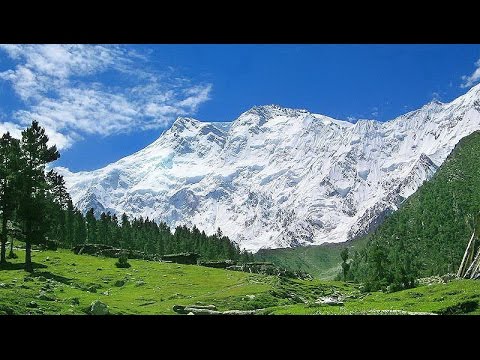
top-left (0, 45), bottom-right (212, 150)
top-left (0, 121), bottom-right (23, 138)
top-left (461, 58), bottom-right (480, 88)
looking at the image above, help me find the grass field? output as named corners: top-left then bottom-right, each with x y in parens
top-left (0, 248), bottom-right (479, 315)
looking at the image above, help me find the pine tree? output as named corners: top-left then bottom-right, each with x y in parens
top-left (0, 132), bottom-right (21, 264)
top-left (85, 208), bottom-right (97, 243)
top-left (18, 121), bottom-right (59, 272)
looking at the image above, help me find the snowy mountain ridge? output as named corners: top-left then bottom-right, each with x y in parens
top-left (58, 84), bottom-right (480, 251)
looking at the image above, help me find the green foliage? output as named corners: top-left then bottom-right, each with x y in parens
top-left (351, 131), bottom-right (480, 291)
top-left (115, 253), bottom-right (131, 268)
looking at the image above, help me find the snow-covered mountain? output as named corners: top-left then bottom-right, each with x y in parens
top-left (58, 84), bottom-right (480, 252)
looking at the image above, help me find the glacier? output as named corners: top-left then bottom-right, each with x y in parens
top-left (57, 83), bottom-right (480, 252)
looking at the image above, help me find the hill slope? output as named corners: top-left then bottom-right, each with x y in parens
top-left (256, 237), bottom-right (369, 280)
top-left (351, 131), bottom-right (480, 290)
top-left (59, 84), bottom-right (480, 251)
top-left (1, 249), bottom-right (480, 315)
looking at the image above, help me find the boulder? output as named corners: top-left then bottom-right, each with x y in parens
top-left (90, 300), bottom-right (109, 315)
top-left (26, 301), bottom-right (38, 308)
top-left (114, 280), bottom-right (125, 287)
top-left (37, 291), bottom-right (55, 301)
top-left (315, 296), bottom-right (344, 306)
top-left (223, 310), bottom-right (257, 315)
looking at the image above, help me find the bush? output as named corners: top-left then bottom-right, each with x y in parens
top-left (115, 253), bottom-right (131, 268)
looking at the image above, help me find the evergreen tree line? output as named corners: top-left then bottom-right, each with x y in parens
top-left (50, 206), bottom-right (253, 262)
top-left (0, 121), bottom-right (252, 272)
top-left (347, 131), bottom-right (480, 292)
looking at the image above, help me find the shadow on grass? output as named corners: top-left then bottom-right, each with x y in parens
top-left (30, 271), bottom-right (73, 285)
top-left (0, 261), bottom-right (47, 271)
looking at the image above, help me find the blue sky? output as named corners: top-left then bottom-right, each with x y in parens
top-left (1, 44), bottom-right (480, 172)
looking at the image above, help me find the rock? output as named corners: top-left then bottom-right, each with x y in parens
top-left (114, 280), bottom-right (125, 287)
top-left (26, 301), bottom-right (38, 308)
top-left (37, 291), bottom-right (55, 301)
top-left (174, 304), bottom-right (219, 314)
top-left (102, 291), bottom-right (110, 296)
top-left (87, 285), bottom-right (100, 293)
top-left (163, 275), bottom-right (167, 277)
top-left (223, 310), bottom-right (257, 315)
top-left (315, 296), bottom-right (344, 306)
top-left (90, 300), bottom-right (109, 315)
top-left (173, 305), bottom-right (187, 314)
top-left (71, 297), bottom-right (80, 305)
top-left (184, 307), bottom-right (222, 315)
top-left (45, 257), bottom-right (50, 261)
top-left (245, 295), bottom-right (256, 300)
top-left (441, 273), bottom-right (457, 283)
top-left (187, 312), bottom-right (195, 315)
top-left (135, 280), bottom-right (145, 287)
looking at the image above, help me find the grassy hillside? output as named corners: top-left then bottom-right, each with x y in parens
top-left (256, 237), bottom-right (369, 280)
top-left (351, 131), bottom-right (480, 290)
top-left (1, 248), bottom-right (480, 315)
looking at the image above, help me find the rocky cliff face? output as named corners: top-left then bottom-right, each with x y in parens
top-left (58, 84), bottom-right (480, 251)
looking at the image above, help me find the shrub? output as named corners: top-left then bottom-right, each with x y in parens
top-left (115, 253), bottom-right (131, 268)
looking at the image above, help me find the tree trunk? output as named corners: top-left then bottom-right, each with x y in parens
top-left (0, 213), bottom-right (6, 264)
top-left (25, 240), bottom-right (32, 272)
top-left (25, 220), bottom-right (32, 272)
top-left (457, 232), bottom-right (476, 278)
top-left (9, 235), bottom-right (14, 254)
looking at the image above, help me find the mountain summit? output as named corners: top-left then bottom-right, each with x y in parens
top-left (59, 84), bottom-right (480, 251)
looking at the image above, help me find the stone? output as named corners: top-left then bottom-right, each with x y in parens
top-left (88, 285), bottom-right (99, 293)
top-left (71, 297), bottom-right (80, 305)
top-left (90, 300), bottom-right (109, 315)
top-left (114, 280), bottom-right (125, 287)
top-left (135, 280), bottom-right (145, 287)
top-left (223, 310), bottom-right (257, 315)
top-left (245, 295), bottom-right (256, 300)
top-left (26, 301), bottom-right (38, 308)
top-left (45, 257), bottom-right (50, 261)
top-left (315, 296), bottom-right (344, 306)
top-left (37, 291), bottom-right (55, 301)
top-left (187, 312), bottom-right (195, 315)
